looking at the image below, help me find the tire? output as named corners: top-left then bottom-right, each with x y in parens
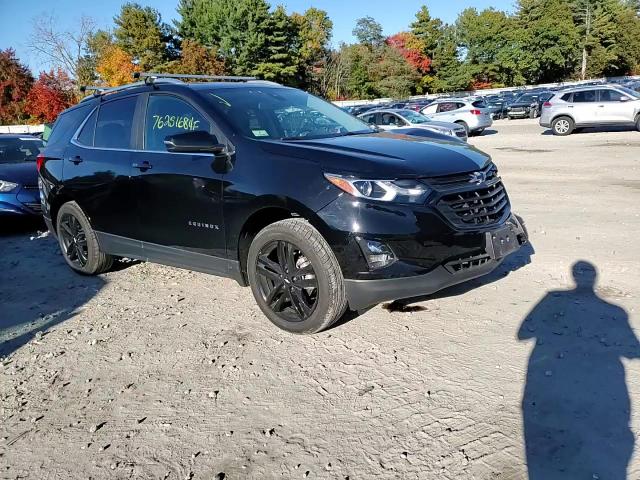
top-left (636, 115), bottom-right (640, 132)
top-left (551, 116), bottom-right (574, 136)
top-left (247, 218), bottom-right (347, 334)
top-left (56, 201), bottom-right (113, 275)
top-left (455, 121), bottom-right (469, 135)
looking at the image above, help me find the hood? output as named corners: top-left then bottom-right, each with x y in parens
top-left (0, 162), bottom-right (38, 186)
top-left (420, 120), bottom-right (464, 131)
top-left (260, 132), bottom-right (490, 178)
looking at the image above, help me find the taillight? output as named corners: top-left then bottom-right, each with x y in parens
top-left (36, 153), bottom-right (45, 172)
top-left (543, 101), bottom-right (552, 108)
top-left (470, 109), bottom-right (482, 115)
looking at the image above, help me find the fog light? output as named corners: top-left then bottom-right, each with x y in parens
top-left (357, 238), bottom-right (396, 270)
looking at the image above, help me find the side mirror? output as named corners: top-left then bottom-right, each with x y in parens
top-left (620, 96), bottom-right (630, 102)
top-left (164, 131), bottom-right (226, 154)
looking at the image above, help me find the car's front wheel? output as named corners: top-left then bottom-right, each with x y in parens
top-left (247, 218), bottom-right (347, 334)
top-left (56, 201), bottom-right (113, 275)
top-left (551, 116), bottom-right (574, 136)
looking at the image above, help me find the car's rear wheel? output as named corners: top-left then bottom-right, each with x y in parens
top-left (56, 202), bottom-right (113, 275)
top-left (635, 115), bottom-right (640, 132)
top-left (455, 121), bottom-right (469, 135)
top-left (247, 218), bottom-right (347, 334)
top-left (551, 116), bottom-right (574, 136)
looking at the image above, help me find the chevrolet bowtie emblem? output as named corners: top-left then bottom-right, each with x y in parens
top-left (469, 171), bottom-right (487, 184)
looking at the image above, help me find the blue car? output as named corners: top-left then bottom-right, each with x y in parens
top-left (0, 135), bottom-right (45, 217)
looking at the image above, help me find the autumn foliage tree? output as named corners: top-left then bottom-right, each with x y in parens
top-left (386, 32), bottom-right (431, 73)
top-left (24, 69), bottom-right (75, 123)
top-left (96, 45), bottom-right (140, 86)
top-left (167, 39), bottom-right (225, 76)
top-left (0, 49), bottom-right (34, 124)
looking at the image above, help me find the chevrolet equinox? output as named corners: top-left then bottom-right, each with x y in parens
top-left (39, 74), bottom-right (528, 334)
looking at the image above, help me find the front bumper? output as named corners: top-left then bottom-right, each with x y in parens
top-left (343, 214), bottom-right (527, 309)
top-left (316, 185), bottom-right (528, 310)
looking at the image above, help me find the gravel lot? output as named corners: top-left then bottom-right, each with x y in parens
top-left (1, 119), bottom-right (639, 479)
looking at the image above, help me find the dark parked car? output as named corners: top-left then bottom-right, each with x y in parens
top-left (0, 134), bottom-right (45, 217)
top-left (40, 74), bottom-right (528, 334)
top-left (507, 93), bottom-right (542, 119)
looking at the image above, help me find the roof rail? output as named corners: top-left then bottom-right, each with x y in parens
top-left (134, 72), bottom-right (257, 83)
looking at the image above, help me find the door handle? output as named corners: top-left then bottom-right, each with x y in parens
top-left (598, 105), bottom-right (605, 108)
top-left (132, 161), bottom-right (153, 170)
top-left (68, 155), bottom-right (83, 164)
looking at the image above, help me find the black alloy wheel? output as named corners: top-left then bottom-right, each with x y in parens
top-left (255, 240), bottom-right (318, 322)
top-left (58, 212), bottom-right (89, 268)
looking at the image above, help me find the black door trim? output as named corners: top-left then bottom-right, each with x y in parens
top-left (95, 231), bottom-right (245, 285)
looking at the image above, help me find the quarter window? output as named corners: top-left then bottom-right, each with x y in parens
top-left (144, 95), bottom-right (210, 151)
top-left (77, 108), bottom-right (97, 146)
top-left (94, 96), bottom-right (137, 149)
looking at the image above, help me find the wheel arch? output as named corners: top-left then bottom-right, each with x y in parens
top-left (234, 200), bottom-right (332, 286)
top-left (550, 113), bottom-right (576, 126)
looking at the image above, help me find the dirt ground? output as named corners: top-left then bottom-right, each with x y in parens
top-left (1, 119), bottom-right (640, 479)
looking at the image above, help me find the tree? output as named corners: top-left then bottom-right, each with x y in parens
top-left (176, 0), bottom-right (272, 76)
top-left (353, 16), bottom-right (384, 48)
top-left (96, 45), bottom-right (140, 86)
top-left (291, 7), bottom-right (333, 90)
top-left (28, 14), bottom-right (96, 81)
top-left (25, 69), bottom-right (75, 123)
top-left (516, 0), bottom-right (580, 84)
top-left (255, 6), bottom-right (299, 84)
top-left (410, 6), bottom-right (443, 57)
top-left (113, 3), bottom-right (176, 71)
top-left (166, 40), bottom-right (225, 76)
top-left (456, 8), bottom-right (524, 87)
top-left (386, 32), bottom-right (431, 73)
top-left (0, 49), bottom-right (34, 124)
top-left (429, 25), bottom-right (472, 93)
top-left (371, 45), bottom-right (420, 98)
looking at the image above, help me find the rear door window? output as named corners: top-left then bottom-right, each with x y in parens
top-left (144, 95), bottom-right (210, 151)
top-left (94, 96), bottom-right (137, 149)
top-left (572, 90), bottom-right (597, 103)
top-left (437, 102), bottom-right (458, 113)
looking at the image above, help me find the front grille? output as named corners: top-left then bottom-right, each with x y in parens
top-left (444, 253), bottom-right (492, 273)
top-left (510, 107), bottom-right (524, 112)
top-left (426, 163), bottom-right (510, 228)
top-left (439, 181), bottom-right (508, 227)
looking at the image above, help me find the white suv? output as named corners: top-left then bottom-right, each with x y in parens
top-left (540, 85), bottom-right (640, 136)
top-left (420, 98), bottom-right (493, 136)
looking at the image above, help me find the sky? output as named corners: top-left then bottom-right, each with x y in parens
top-left (0, 0), bottom-right (514, 74)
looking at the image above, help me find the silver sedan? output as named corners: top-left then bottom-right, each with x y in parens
top-left (358, 109), bottom-right (468, 142)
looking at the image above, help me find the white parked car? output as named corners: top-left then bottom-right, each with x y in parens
top-left (420, 99), bottom-right (493, 136)
top-left (358, 109), bottom-right (468, 141)
top-left (540, 85), bottom-right (640, 135)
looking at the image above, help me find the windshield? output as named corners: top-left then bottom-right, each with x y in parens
top-left (398, 110), bottom-right (431, 124)
top-left (618, 86), bottom-right (640, 99)
top-left (0, 137), bottom-right (44, 164)
top-left (518, 94), bottom-right (538, 103)
top-left (205, 87), bottom-right (374, 140)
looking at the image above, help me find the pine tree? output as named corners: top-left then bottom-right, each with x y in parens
top-left (255, 6), bottom-right (299, 84)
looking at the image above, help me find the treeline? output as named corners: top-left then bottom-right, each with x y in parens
top-left (1, 0), bottom-right (640, 125)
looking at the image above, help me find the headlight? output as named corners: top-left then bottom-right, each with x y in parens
top-left (0, 180), bottom-right (19, 193)
top-left (324, 173), bottom-right (430, 204)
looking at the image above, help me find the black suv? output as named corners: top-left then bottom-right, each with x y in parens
top-left (39, 74), bottom-right (528, 334)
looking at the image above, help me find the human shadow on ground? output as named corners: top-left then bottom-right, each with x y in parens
top-left (0, 219), bottom-right (106, 358)
top-left (518, 261), bottom-right (639, 479)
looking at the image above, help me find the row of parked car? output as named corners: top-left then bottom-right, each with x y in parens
top-left (344, 77), bottom-right (640, 137)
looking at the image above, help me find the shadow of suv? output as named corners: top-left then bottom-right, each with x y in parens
top-left (39, 73), bottom-right (528, 334)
